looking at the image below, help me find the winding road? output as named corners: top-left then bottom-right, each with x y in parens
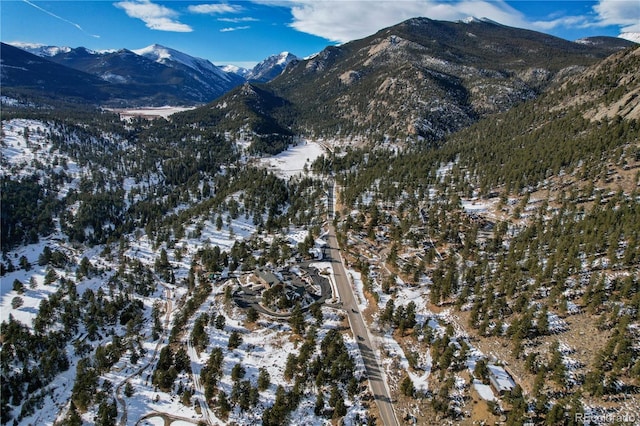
top-left (115, 287), bottom-right (173, 426)
top-left (187, 340), bottom-right (217, 425)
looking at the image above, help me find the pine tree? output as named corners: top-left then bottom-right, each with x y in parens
top-left (284, 354), bottom-right (297, 381)
top-left (217, 390), bottom-right (231, 418)
top-left (124, 382), bottom-right (134, 397)
top-left (246, 307), bottom-right (259, 323)
top-left (215, 314), bottom-right (226, 330)
top-left (231, 363), bottom-right (246, 381)
top-left (400, 375), bottom-right (415, 397)
top-left (228, 331), bottom-right (242, 349)
top-left (314, 391), bottom-right (325, 416)
top-left (257, 367), bottom-right (270, 391)
top-left (65, 401), bottom-right (83, 426)
top-left (289, 302), bottom-right (305, 335)
top-left (334, 396), bottom-right (347, 418)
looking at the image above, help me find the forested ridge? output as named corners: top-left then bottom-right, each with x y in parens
top-left (0, 102), bottom-right (320, 251)
top-left (310, 46), bottom-right (640, 424)
top-left (0, 93), bottom-right (334, 424)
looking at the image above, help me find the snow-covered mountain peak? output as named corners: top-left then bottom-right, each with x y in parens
top-left (9, 42), bottom-right (72, 57)
top-left (133, 44), bottom-right (202, 68)
top-left (132, 44), bottom-right (227, 79)
top-left (461, 16), bottom-right (481, 24)
top-left (275, 51), bottom-right (294, 65)
top-left (133, 44), bottom-right (174, 61)
top-left (221, 64), bottom-right (250, 78)
top-left (9, 43), bottom-right (118, 58)
top-left (459, 16), bottom-right (501, 25)
top-left (132, 43), bottom-right (206, 65)
top-left (246, 52), bottom-right (299, 82)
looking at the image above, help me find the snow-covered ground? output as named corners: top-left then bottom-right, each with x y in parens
top-left (0, 211), bottom-right (348, 425)
top-left (1, 116), bottom-right (514, 425)
top-left (473, 380), bottom-right (496, 401)
top-left (257, 139), bottom-right (326, 178)
top-left (1, 118), bottom-right (370, 425)
top-left (461, 198), bottom-right (496, 214)
top-left (1, 240), bottom-right (65, 325)
top-left (106, 106), bottom-right (196, 120)
top-left (2, 119), bottom-right (72, 180)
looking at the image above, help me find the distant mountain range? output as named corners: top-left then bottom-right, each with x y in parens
top-left (1, 18), bottom-right (637, 137)
top-left (1, 43), bottom-right (122, 104)
top-left (200, 18), bottom-right (637, 141)
top-left (220, 52), bottom-right (299, 83)
top-left (1, 42), bottom-right (298, 106)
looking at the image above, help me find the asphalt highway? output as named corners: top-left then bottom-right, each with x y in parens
top-left (326, 183), bottom-right (399, 426)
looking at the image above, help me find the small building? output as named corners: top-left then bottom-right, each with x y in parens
top-left (309, 247), bottom-right (323, 260)
top-left (255, 270), bottom-right (282, 290)
top-left (473, 379), bottom-right (496, 402)
top-left (487, 364), bottom-right (516, 395)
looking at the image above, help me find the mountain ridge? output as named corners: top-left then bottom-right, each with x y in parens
top-left (6, 42), bottom-right (301, 106)
top-left (0, 42), bottom-right (117, 103)
top-left (132, 44), bottom-right (233, 81)
top-left (3, 18), bottom-right (637, 122)
top-left (187, 17), bottom-right (636, 142)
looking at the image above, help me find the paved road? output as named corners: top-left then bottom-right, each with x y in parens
top-left (326, 183), bottom-right (398, 426)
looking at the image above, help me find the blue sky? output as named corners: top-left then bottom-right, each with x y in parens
top-left (1, 1), bottom-right (638, 68)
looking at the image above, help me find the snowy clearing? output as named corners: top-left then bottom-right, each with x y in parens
top-left (257, 140), bottom-right (326, 178)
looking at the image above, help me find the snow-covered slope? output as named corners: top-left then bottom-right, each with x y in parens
top-left (9, 42), bottom-right (73, 57)
top-left (6, 42), bottom-right (245, 105)
top-left (459, 16), bottom-right (503, 26)
top-left (246, 51), bottom-right (298, 82)
top-left (221, 64), bottom-right (250, 78)
top-left (133, 44), bottom-right (233, 82)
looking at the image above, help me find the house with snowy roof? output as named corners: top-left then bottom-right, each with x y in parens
top-left (487, 364), bottom-right (516, 395)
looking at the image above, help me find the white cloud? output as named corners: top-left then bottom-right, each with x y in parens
top-left (255, 0), bottom-right (640, 43)
top-left (188, 4), bottom-right (244, 15)
top-left (218, 17), bottom-right (259, 23)
top-left (532, 15), bottom-right (593, 31)
top-left (252, 0), bottom-right (528, 43)
top-left (530, 0), bottom-right (640, 34)
top-left (114, 0), bottom-right (192, 32)
top-left (594, 0), bottom-right (640, 33)
top-left (220, 26), bottom-right (251, 32)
